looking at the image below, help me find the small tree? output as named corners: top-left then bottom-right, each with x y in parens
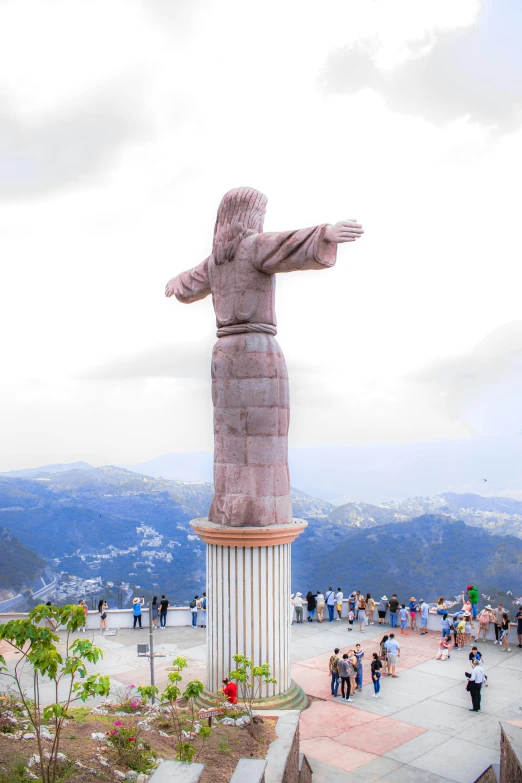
top-left (139, 657), bottom-right (210, 761)
top-left (0, 603), bottom-right (110, 783)
top-left (228, 655), bottom-right (276, 735)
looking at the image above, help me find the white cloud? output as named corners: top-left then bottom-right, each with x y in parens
top-left (1, 0), bottom-right (521, 470)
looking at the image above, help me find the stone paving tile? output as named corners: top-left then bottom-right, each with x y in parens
top-left (292, 664), bottom-right (332, 699)
top-left (479, 698), bottom-right (522, 721)
top-left (377, 764), bottom-right (453, 782)
top-left (335, 716), bottom-right (425, 755)
top-left (384, 729), bottom-right (451, 763)
top-left (300, 737), bottom-right (377, 773)
top-left (453, 714), bottom-right (503, 751)
top-left (409, 736), bottom-right (499, 783)
top-left (299, 700), bottom-right (381, 740)
top-left (307, 757), bottom-right (363, 783)
top-left (349, 756), bottom-right (404, 782)
top-left (392, 700), bottom-right (492, 736)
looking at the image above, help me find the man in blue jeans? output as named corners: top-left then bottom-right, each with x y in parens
top-left (325, 587), bottom-right (336, 623)
top-left (190, 595), bottom-right (199, 628)
top-left (389, 594), bottom-right (399, 628)
top-left (329, 648), bottom-right (340, 696)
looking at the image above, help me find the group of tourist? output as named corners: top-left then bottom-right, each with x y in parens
top-left (291, 585), bottom-right (522, 651)
top-left (81, 592), bottom-right (208, 632)
top-left (291, 588), bottom-right (434, 635)
top-left (328, 633), bottom-right (401, 702)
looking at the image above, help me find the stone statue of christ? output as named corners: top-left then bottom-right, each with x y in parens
top-left (166, 187), bottom-right (363, 527)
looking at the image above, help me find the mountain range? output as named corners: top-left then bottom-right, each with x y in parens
top-left (2, 461), bottom-right (522, 608)
top-left (127, 436), bottom-right (522, 505)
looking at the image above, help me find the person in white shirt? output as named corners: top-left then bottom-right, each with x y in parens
top-left (325, 587), bottom-right (336, 623)
top-left (335, 588), bottom-right (344, 621)
top-left (292, 592), bottom-right (304, 624)
top-left (466, 660), bottom-right (485, 712)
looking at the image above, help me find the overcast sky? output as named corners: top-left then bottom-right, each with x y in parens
top-left (1, 0), bottom-right (522, 472)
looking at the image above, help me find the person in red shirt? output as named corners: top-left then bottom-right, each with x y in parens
top-left (222, 678), bottom-right (237, 704)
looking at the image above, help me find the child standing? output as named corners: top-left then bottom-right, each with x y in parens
top-left (399, 604), bottom-right (409, 635)
top-left (347, 608), bottom-right (354, 631)
top-left (409, 597), bottom-right (417, 632)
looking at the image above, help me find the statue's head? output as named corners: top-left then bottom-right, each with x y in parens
top-left (211, 187), bottom-right (267, 265)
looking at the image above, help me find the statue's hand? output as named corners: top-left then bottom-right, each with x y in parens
top-left (324, 220), bottom-right (364, 244)
top-left (165, 278), bottom-right (176, 298)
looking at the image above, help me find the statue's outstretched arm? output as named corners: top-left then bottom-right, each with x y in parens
top-left (165, 257), bottom-right (211, 304)
top-left (251, 220), bottom-right (363, 275)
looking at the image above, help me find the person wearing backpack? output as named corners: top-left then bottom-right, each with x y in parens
top-left (325, 587), bottom-right (336, 623)
top-left (199, 592), bottom-right (207, 628)
top-left (190, 595), bottom-right (199, 628)
top-left (329, 647), bottom-right (340, 697)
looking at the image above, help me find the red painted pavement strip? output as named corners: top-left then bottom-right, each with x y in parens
top-left (336, 716), bottom-right (425, 755)
top-left (295, 632), bottom-right (436, 773)
top-left (300, 737), bottom-right (378, 773)
top-left (300, 700), bottom-right (381, 739)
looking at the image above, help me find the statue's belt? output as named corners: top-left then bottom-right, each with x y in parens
top-left (216, 323), bottom-right (277, 337)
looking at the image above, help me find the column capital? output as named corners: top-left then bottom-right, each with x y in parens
top-left (190, 518), bottom-right (308, 546)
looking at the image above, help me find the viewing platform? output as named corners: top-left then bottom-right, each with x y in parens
top-left (1, 607), bottom-right (521, 782)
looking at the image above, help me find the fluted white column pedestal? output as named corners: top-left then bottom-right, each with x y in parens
top-left (190, 518), bottom-right (308, 710)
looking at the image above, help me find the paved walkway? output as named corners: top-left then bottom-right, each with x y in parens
top-left (2, 621), bottom-right (521, 782)
top-left (291, 619), bottom-right (522, 782)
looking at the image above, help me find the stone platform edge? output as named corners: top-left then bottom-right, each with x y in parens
top-left (189, 518), bottom-right (308, 546)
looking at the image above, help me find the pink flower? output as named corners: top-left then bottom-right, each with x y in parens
top-left (114, 721), bottom-right (124, 726)
top-left (111, 730), bottom-right (118, 735)
top-left (129, 684), bottom-right (136, 689)
top-left (129, 737), bottom-right (135, 742)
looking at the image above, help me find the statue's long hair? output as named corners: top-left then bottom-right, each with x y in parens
top-left (211, 187), bottom-right (267, 265)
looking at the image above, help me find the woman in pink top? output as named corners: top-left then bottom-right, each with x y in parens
top-left (461, 592), bottom-right (472, 615)
top-left (436, 635), bottom-right (451, 661)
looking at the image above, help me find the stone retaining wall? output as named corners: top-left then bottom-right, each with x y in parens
top-left (148, 710), bottom-right (310, 783)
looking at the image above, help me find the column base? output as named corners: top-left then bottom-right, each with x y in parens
top-left (195, 679), bottom-right (309, 712)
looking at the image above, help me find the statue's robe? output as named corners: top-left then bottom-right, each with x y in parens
top-left (173, 225), bottom-right (337, 527)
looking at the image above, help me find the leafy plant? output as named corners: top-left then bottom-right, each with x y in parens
top-left (228, 656), bottom-right (276, 736)
top-left (0, 603), bottom-right (110, 783)
top-left (110, 683), bottom-right (144, 713)
top-left (105, 720), bottom-right (155, 772)
top-left (148, 657), bottom-right (211, 761)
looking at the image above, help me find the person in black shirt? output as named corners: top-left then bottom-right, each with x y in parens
top-left (306, 591), bottom-right (317, 622)
top-left (159, 594), bottom-right (169, 629)
top-left (389, 594), bottom-right (400, 629)
top-left (371, 652), bottom-right (382, 698)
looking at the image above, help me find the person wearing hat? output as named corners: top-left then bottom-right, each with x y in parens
top-left (292, 592), bottom-right (304, 624)
top-left (464, 612), bottom-right (475, 646)
top-left (456, 613), bottom-right (466, 650)
top-left (476, 605), bottom-right (494, 642)
top-left (377, 596), bottom-right (389, 626)
top-left (132, 596), bottom-right (145, 630)
top-left (409, 597), bottom-right (417, 632)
